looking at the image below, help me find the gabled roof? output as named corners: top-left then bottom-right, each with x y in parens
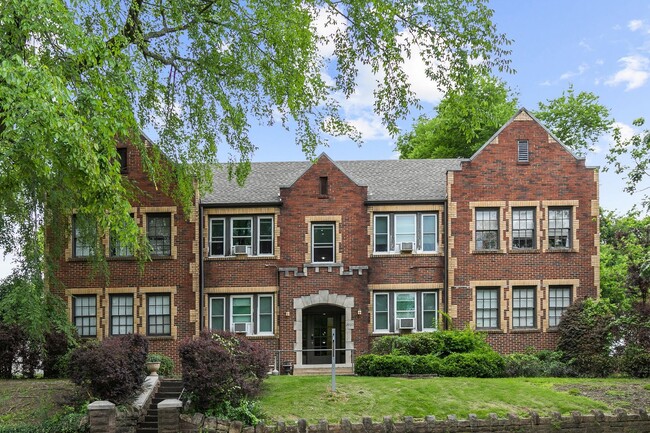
top-left (469, 107), bottom-right (582, 162)
top-left (201, 156), bottom-right (463, 205)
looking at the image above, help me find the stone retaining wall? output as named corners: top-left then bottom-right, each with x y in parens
top-left (181, 409), bottom-right (650, 433)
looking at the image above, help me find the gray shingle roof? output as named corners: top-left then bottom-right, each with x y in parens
top-left (201, 156), bottom-right (463, 205)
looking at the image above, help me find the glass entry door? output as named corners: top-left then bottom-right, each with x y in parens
top-left (303, 306), bottom-right (345, 364)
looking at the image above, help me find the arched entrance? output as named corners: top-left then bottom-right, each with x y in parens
top-left (302, 305), bottom-right (345, 364)
top-left (293, 290), bottom-right (355, 368)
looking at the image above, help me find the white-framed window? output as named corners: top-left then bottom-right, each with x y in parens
top-left (373, 291), bottom-right (439, 333)
top-left (476, 209), bottom-right (499, 251)
top-left (209, 218), bottom-right (225, 256)
top-left (209, 294), bottom-right (275, 336)
top-left (147, 294), bottom-right (171, 336)
top-left (374, 293), bottom-right (390, 333)
top-left (512, 286), bottom-right (536, 328)
top-left (422, 292), bottom-right (438, 331)
top-left (312, 223), bottom-right (335, 263)
top-left (73, 295), bottom-right (96, 337)
top-left (476, 287), bottom-right (499, 329)
top-left (231, 218), bottom-right (253, 252)
top-left (512, 208), bottom-right (535, 249)
top-left (73, 214), bottom-right (95, 257)
top-left (210, 297), bottom-right (226, 331)
top-left (257, 295), bottom-right (273, 334)
top-left (110, 294), bottom-right (134, 335)
top-left (258, 217), bottom-right (273, 255)
top-left (548, 207), bottom-right (571, 248)
top-left (147, 213), bottom-right (171, 256)
top-left (373, 213), bottom-right (438, 253)
top-left (208, 216), bottom-right (274, 257)
top-left (549, 286), bottom-right (572, 327)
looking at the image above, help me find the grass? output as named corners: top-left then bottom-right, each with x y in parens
top-left (0, 379), bottom-right (77, 426)
top-left (258, 376), bottom-right (647, 424)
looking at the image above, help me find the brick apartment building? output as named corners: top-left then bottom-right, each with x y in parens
top-left (51, 108), bottom-right (600, 372)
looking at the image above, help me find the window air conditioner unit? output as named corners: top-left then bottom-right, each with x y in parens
top-left (399, 242), bottom-right (413, 252)
top-left (232, 245), bottom-right (250, 255)
top-left (397, 318), bottom-right (415, 330)
top-left (232, 322), bottom-right (251, 334)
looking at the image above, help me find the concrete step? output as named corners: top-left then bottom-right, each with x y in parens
top-left (292, 366), bottom-right (354, 376)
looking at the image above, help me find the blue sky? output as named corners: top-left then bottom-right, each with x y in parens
top-left (2, 0), bottom-right (649, 278)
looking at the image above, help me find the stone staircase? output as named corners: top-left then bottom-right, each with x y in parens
top-left (136, 379), bottom-right (184, 433)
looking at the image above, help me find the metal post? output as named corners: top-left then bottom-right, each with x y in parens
top-left (331, 328), bottom-right (336, 392)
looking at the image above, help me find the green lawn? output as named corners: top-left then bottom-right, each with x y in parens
top-left (259, 376), bottom-right (649, 424)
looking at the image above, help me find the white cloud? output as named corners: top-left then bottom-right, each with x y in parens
top-left (346, 113), bottom-right (391, 141)
top-left (628, 19), bottom-right (644, 31)
top-left (539, 80), bottom-right (552, 86)
top-left (605, 55), bottom-right (650, 90)
top-left (612, 121), bottom-right (636, 142)
top-left (560, 63), bottom-right (589, 80)
top-left (578, 39), bottom-right (592, 51)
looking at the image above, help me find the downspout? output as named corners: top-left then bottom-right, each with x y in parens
top-left (199, 204), bottom-right (204, 332)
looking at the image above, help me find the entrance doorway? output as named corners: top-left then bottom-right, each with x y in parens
top-left (302, 305), bottom-right (345, 364)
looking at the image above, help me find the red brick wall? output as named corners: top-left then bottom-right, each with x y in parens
top-left (448, 113), bottom-right (599, 353)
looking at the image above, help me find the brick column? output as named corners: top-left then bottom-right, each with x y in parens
top-left (88, 401), bottom-right (116, 433)
top-left (158, 399), bottom-right (183, 433)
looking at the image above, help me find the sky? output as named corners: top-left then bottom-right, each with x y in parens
top-left (1, 0), bottom-right (650, 278)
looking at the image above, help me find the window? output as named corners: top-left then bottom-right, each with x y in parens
top-left (512, 208), bottom-right (535, 249)
top-left (209, 294), bottom-right (274, 335)
top-left (209, 216), bottom-right (274, 257)
top-left (548, 207), bottom-right (571, 248)
top-left (549, 286), bottom-right (571, 327)
top-left (110, 295), bottom-right (134, 335)
top-left (231, 218), bottom-right (252, 254)
top-left (117, 147), bottom-right (128, 174)
top-left (147, 213), bottom-right (171, 256)
top-left (109, 214), bottom-right (134, 257)
top-left (476, 287), bottom-right (499, 329)
top-left (258, 295), bottom-right (273, 334)
top-left (210, 297), bottom-right (225, 331)
top-left (476, 209), bottom-right (499, 251)
top-left (210, 218), bottom-right (225, 256)
top-left (512, 287), bottom-right (535, 328)
top-left (373, 291), bottom-right (439, 333)
top-left (374, 215), bottom-right (389, 253)
top-left (373, 213), bottom-right (438, 253)
top-left (312, 223), bottom-right (335, 263)
top-left (319, 176), bottom-right (328, 195)
top-left (73, 214), bottom-right (95, 257)
top-left (422, 292), bottom-right (438, 331)
top-left (73, 295), bottom-right (96, 337)
top-left (258, 217), bottom-right (273, 255)
top-left (517, 140), bottom-right (529, 163)
top-left (374, 293), bottom-right (389, 332)
top-left (147, 294), bottom-right (171, 336)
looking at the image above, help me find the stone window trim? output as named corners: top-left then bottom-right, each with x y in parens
top-left (203, 286), bottom-right (278, 335)
top-left (109, 294), bottom-right (134, 336)
top-left (469, 202), bottom-right (506, 254)
top-left (371, 290), bottom-right (440, 334)
top-left (69, 214), bottom-right (96, 259)
top-left (72, 294), bottom-right (97, 338)
top-left (506, 280), bottom-right (542, 332)
top-left (139, 286), bottom-right (178, 340)
top-left (367, 204), bottom-right (444, 258)
top-left (372, 213), bottom-right (439, 254)
top-left (203, 207), bottom-right (280, 259)
top-left (369, 283), bottom-right (443, 334)
top-left (304, 215), bottom-right (342, 264)
top-left (207, 292), bottom-right (275, 336)
top-left (469, 280), bottom-right (507, 333)
top-left (108, 212), bottom-right (138, 259)
top-left (141, 207), bottom-right (178, 259)
top-left (541, 200), bottom-right (579, 253)
top-left (101, 287), bottom-right (139, 338)
top-left (542, 279), bottom-right (579, 332)
top-left (65, 288), bottom-right (102, 339)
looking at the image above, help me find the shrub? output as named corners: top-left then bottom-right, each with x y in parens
top-left (557, 299), bottom-right (616, 377)
top-left (43, 331), bottom-right (76, 378)
top-left (180, 331), bottom-right (271, 412)
top-left (442, 351), bottom-right (505, 378)
top-left (0, 323), bottom-right (31, 378)
top-left (410, 355), bottom-right (444, 375)
top-left (207, 399), bottom-right (265, 426)
top-left (69, 334), bottom-right (149, 403)
top-left (354, 354), bottom-right (412, 376)
top-left (370, 329), bottom-right (490, 357)
top-left (621, 345), bottom-right (650, 378)
top-left (146, 353), bottom-right (174, 377)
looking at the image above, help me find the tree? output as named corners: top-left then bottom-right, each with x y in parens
top-left (1, 0), bottom-right (512, 277)
top-left (607, 118), bottom-right (650, 210)
top-left (395, 71), bottom-right (517, 159)
top-left (396, 83), bottom-right (613, 159)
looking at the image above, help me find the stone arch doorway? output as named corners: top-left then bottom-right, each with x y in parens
top-left (293, 290), bottom-right (354, 368)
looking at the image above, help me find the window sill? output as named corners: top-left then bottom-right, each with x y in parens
top-left (509, 248), bottom-right (540, 254)
top-left (246, 334), bottom-right (278, 340)
top-left (371, 252), bottom-right (441, 257)
top-left (510, 328), bottom-right (540, 333)
top-left (477, 328), bottom-right (504, 334)
top-left (472, 249), bottom-right (506, 254)
top-left (150, 255), bottom-right (173, 260)
top-left (546, 248), bottom-right (577, 253)
top-left (107, 256), bottom-right (136, 261)
top-left (546, 327), bottom-right (560, 333)
top-left (146, 335), bottom-right (174, 340)
top-left (205, 255), bottom-right (278, 261)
